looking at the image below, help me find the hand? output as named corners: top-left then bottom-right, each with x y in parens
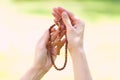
top-left (21, 26), bottom-right (66, 80)
top-left (52, 7), bottom-right (92, 80)
top-left (34, 27), bottom-right (66, 72)
top-left (34, 30), bottom-right (52, 72)
top-left (52, 7), bottom-right (85, 53)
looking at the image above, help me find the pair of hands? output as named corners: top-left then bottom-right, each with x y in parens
top-left (34, 7), bottom-right (85, 73)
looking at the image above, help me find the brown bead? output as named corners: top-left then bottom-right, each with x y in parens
top-left (47, 18), bottom-right (68, 71)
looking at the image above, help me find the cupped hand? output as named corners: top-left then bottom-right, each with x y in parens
top-left (52, 7), bottom-right (85, 52)
top-left (34, 27), bottom-right (66, 73)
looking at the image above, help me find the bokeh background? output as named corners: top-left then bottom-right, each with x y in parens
top-left (0, 0), bottom-right (120, 80)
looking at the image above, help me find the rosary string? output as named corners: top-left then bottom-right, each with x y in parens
top-left (47, 19), bottom-right (68, 71)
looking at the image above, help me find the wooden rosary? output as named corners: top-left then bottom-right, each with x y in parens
top-left (47, 18), bottom-right (68, 71)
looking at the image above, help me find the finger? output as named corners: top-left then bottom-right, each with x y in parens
top-left (61, 7), bottom-right (84, 30)
top-left (51, 30), bottom-right (66, 44)
top-left (59, 24), bottom-right (65, 31)
top-left (42, 30), bottom-right (49, 42)
top-left (52, 12), bottom-right (59, 20)
top-left (53, 7), bottom-right (61, 16)
top-left (50, 24), bottom-right (65, 42)
top-left (59, 30), bottom-right (66, 39)
top-left (76, 21), bottom-right (85, 31)
top-left (55, 38), bottom-right (66, 55)
top-left (52, 8), bottom-right (61, 20)
top-left (53, 36), bottom-right (66, 47)
top-left (36, 30), bottom-right (49, 50)
top-left (51, 38), bottom-right (66, 55)
top-left (66, 10), bottom-right (79, 23)
top-left (51, 30), bottom-right (60, 41)
top-left (75, 21), bottom-right (85, 38)
top-left (57, 7), bottom-right (76, 20)
top-left (68, 12), bottom-right (80, 26)
top-left (53, 8), bottom-right (61, 19)
top-left (53, 8), bottom-right (65, 26)
top-left (55, 19), bottom-right (65, 30)
top-left (57, 7), bottom-right (64, 16)
top-left (58, 7), bottom-right (80, 25)
top-left (62, 12), bottom-right (73, 31)
top-left (51, 45), bottom-right (59, 55)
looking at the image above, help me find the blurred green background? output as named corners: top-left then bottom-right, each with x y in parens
top-left (13, 0), bottom-right (120, 19)
top-left (0, 0), bottom-right (120, 80)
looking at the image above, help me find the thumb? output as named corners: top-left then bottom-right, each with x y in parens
top-left (62, 12), bottom-right (72, 31)
top-left (42, 30), bottom-right (50, 46)
top-left (37, 29), bottom-right (49, 48)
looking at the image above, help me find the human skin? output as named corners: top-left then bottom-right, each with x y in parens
top-left (21, 28), bottom-right (66, 80)
top-left (21, 7), bottom-right (92, 80)
top-left (52, 7), bottom-right (92, 80)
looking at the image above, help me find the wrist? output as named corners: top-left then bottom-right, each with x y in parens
top-left (69, 47), bottom-right (85, 60)
top-left (30, 66), bottom-right (46, 80)
top-left (33, 66), bottom-right (45, 80)
top-left (69, 47), bottom-right (84, 55)
top-left (32, 63), bottom-right (42, 71)
top-left (69, 48), bottom-right (92, 80)
top-left (21, 66), bottom-right (45, 80)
